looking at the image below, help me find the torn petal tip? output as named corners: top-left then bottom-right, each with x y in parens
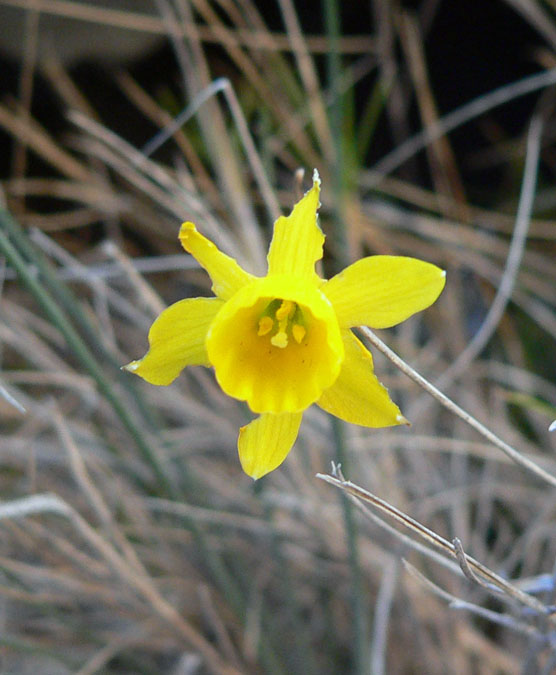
top-left (178, 221), bottom-right (197, 242)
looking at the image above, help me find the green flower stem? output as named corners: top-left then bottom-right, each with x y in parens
top-left (357, 76), bottom-right (392, 166)
top-left (324, 0), bottom-right (349, 265)
top-left (224, 551), bottom-right (288, 674)
top-left (1, 211), bottom-right (283, 672)
top-left (332, 416), bottom-right (367, 675)
top-left (1, 210), bottom-right (160, 432)
top-left (258, 484), bottom-right (318, 675)
top-left (325, 2), bottom-right (367, 672)
top-left (2, 214), bottom-right (250, 602)
top-left (0, 214), bottom-right (174, 496)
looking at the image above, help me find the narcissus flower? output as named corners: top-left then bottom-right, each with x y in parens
top-left (124, 172), bottom-right (445, 479)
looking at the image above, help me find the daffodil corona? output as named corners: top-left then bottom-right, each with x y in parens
top-left (124, 172), bottom-right (446, 479)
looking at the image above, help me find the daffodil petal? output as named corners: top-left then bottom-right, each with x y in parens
top-left (322, 256), bottom-right (446, 328)
top-left (317, 331), bottom-right (408, 427)
top-left (179, 222), bottom-right (256, 300)
top-left (267, 171), bottom-right (324, 281)
top-left (238, 412), bottom-right (303, 479)
top-left (123, 297), bottom-right (224, 385)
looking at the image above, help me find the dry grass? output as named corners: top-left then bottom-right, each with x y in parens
top-left (0, 1), bottom-right (556, 673)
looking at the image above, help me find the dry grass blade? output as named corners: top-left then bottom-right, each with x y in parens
top-left (403, 561), bottom-right (538, 637)
top-left (360, 326), bottom-right (556, 487)
top-left (1, 1), bottom-right (555, 672)
top-left (367, 67), bottom-right (556, 182)
top-left (0, 104), bottom-right (92, 182)
top-left (0, 493), bottom-right (242, 674)
top-left (0, 0), bottom-right (375, 53)
top-left (431, 114), bottom-right (543, 389)
top-left (316, 472), bottom-right (554, 621)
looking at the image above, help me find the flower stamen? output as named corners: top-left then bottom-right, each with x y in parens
top-left (257, 316), bottom-right (274, 336)
top-left (292, 323), bottom-right (306, 343)
top-left (258, 298), bottom-right (306, 350)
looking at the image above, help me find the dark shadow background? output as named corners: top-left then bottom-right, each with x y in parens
top-left (0, 0), bottom-right (550, 187)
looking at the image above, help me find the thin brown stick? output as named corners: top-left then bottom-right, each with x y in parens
top-left (360, 326), bottom-right (556, 488)
top-left (0, 104), bottom-right (92, 182)
top-left (317, 471), bottom-right (556, 623)
top-left (403, 561), bottom-right (538, 637)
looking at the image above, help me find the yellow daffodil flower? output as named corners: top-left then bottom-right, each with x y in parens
top-left (124, 171), bottom-right (445, 479)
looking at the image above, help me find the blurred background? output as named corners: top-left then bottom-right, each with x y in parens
top-left (0, 1), bottom-right (555, 673)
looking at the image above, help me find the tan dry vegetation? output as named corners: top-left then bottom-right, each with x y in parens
top-left (0, 1), bottom-right (555, 673)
